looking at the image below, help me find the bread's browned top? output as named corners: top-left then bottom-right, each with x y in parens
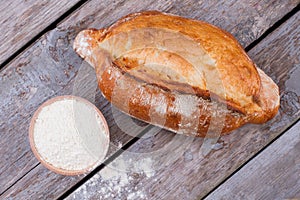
top-left (73, 11), bottom-right (280, 135)
top-left (94, 11), bottom-right (261, 114)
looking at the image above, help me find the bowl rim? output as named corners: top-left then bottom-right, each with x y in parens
top-left (29, 95), bottom-right (110, 176)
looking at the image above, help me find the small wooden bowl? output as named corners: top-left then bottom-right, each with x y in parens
top-left (29, 95), bottom-right (110, 176)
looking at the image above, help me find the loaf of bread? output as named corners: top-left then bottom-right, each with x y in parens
top-left (73, 11), bottom-right (280, 137)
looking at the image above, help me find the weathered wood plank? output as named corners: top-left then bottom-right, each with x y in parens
top-left (66, 11), bottom-right (300, 200)
top-left (0, 0), bottom-right (299, 198)
top-left (0, 59), bottom-right (143, 194)
top-left (0, 0), bottom-right (83, 66)
top-left (205, 121), bottom-right (300, 200)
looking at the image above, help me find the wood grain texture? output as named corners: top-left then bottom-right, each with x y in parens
top-left (66, 11), bottom-right (300, 200)
top-left (0, 0), bottom-right (83, 66)
top-left (0, 0), bottom-right (299, 198)
top-left (206, 121), bottom-right (300, 200)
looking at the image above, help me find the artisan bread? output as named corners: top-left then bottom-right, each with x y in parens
top-left (73, 11), bottom-right (279, 137)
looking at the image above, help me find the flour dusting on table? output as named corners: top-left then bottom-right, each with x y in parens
top-left (68, 154), bottom-right (155, 199)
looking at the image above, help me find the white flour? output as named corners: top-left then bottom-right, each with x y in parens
top-left (33, 98), bottom-right (109, 171)
top-left (69, 154), bottom-right (155, 200)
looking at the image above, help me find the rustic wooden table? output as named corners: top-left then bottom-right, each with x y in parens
top-left (0, 1), bottom-right (299, 199)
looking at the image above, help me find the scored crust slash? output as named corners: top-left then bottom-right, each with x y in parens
top-left (73, 11), bottom-right (280, 137)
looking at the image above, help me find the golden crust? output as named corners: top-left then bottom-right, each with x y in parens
top-left (73, 11), bottom-right (280, 137)
top-left (100, 11), bottom-right (261, 114)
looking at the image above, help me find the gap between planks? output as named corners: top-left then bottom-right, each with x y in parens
top-left (202, 118), bottom-right (300, 199)
top-left (0, 0), bottom-right (90, 71)
top-left (205, 120), bottom-right (300, 199)
top-left (0, 163), bottom-right (40, 196)
top-left (59, 6), bottom-right (300, 198)
top-left (245, 3), bottom-right (300, 52)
